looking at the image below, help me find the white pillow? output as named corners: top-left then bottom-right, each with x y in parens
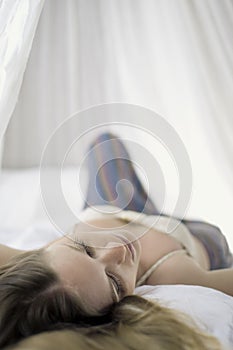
top-left (135, 284), bottom-right (233, 348)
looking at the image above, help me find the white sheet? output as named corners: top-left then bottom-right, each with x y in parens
top-left (0, 167), bottom-right (86, 249)
top-left (135, 285), bottom-right (233, 349)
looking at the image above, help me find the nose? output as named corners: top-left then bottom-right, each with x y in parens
top-left (98, 242), bottom-right (126, 266)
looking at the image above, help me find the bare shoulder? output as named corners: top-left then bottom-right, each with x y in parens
top-left (146, 252), bottom-right (233, 297)
top-left (146, 252), bottom-right (207, 286)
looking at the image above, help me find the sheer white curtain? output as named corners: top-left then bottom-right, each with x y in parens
top-left (2, 0), bottom-right (82, 168)
top-left (0, 0), bottom-right (44, 164)
top-left (2, 0), bottom-right (233, 246)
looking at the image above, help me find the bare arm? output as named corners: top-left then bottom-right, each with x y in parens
top-left (0, 244), bottom-right (24, 267)
top-left (148, 253), bottom-right (233, 297)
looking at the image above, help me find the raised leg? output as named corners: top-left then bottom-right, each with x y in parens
top-left (83, 132), bottom-right (159, 215)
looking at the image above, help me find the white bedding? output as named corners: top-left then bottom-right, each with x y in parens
top-left (0, 167), bottom-right (232, 348)
top-left (0, 167), bottom-right (87, 249)
top-left (135, 285), bottom-right (233, 349)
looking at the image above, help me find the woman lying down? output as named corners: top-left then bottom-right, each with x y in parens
top-left (0, 132), bottom-right (233, 349)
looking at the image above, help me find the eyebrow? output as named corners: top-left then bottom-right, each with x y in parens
top-left (64, 242), bottom-right (119, 304)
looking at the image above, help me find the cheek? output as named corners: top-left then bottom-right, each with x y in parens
top-left (74, 271), bottom-right (112, 311)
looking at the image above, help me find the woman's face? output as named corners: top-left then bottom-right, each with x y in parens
top-left (45, 221), bottom-right (141, 313)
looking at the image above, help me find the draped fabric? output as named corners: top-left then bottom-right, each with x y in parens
top-left (1, 0), bottom-right (233, 246)
top-left (0, 0), bottom-right (44, 163)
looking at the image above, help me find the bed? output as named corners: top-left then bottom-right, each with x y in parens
top-left (0, 167), bottom-right (232, 349)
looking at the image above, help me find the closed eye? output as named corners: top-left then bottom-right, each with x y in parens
top-left (107, 272), bottom-right (125, 302)
top-left (74, 239), bottom-right (96, 258)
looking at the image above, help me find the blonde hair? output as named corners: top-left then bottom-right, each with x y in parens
top-left (5, 295), bottom-right (222, 350)
top-left (0, 250), bottom-right (110, 348)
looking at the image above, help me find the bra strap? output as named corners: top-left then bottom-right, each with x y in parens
top-left (136, 249), bottom-right (187, 287)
